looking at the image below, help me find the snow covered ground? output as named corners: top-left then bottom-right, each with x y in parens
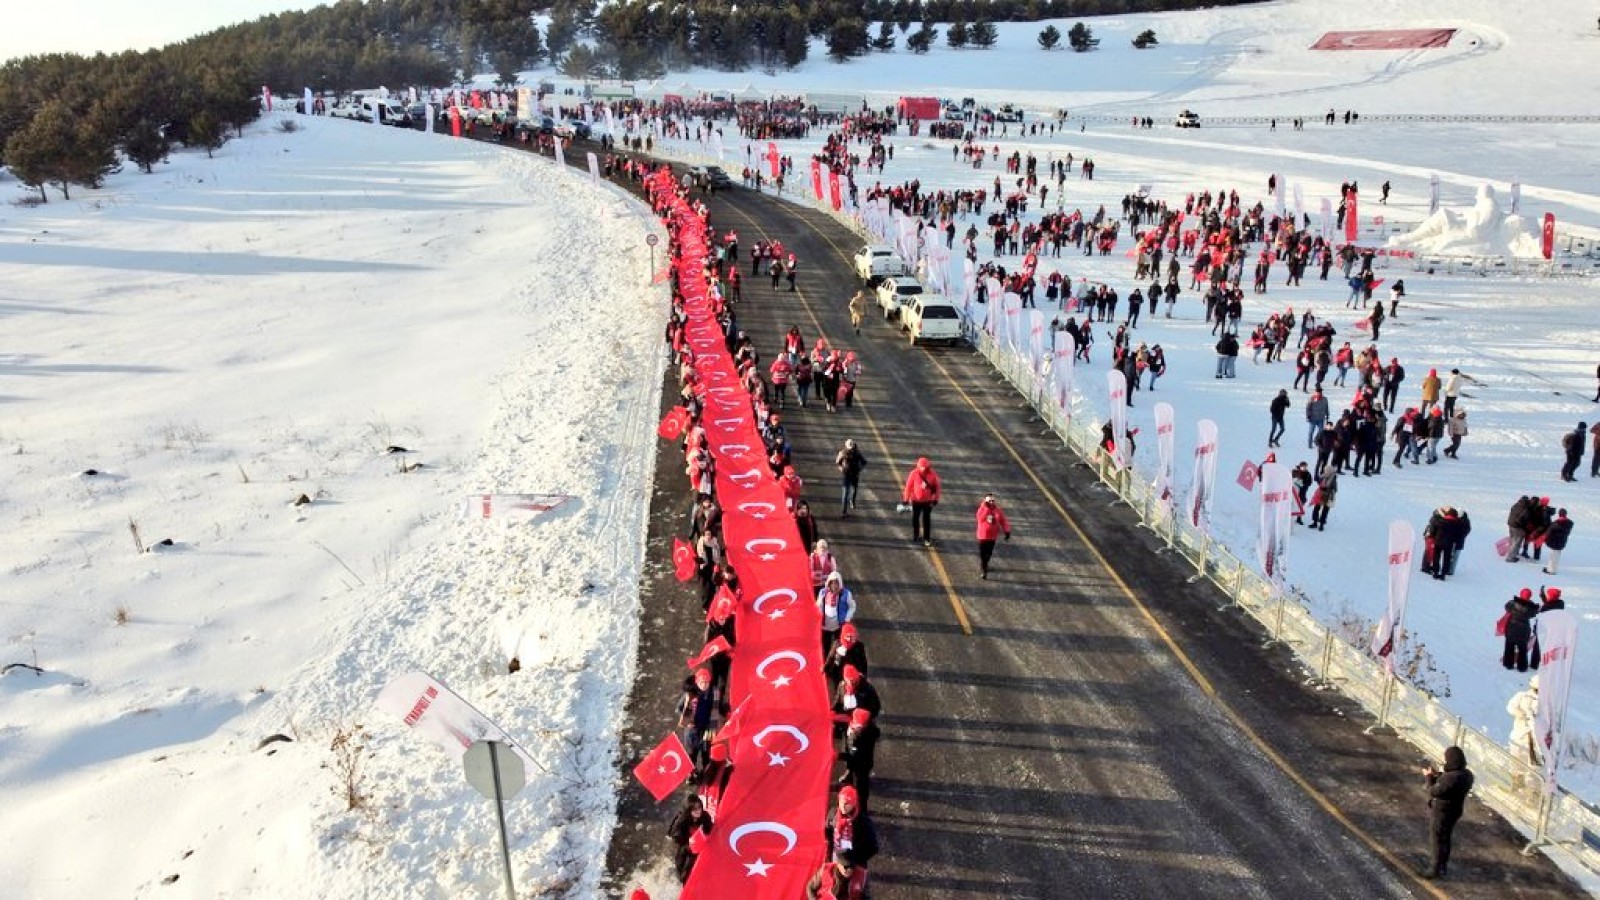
top-left (0, 118), bottom-right (664, 897)
top-left (4, 0), bottom-right (1600, 896)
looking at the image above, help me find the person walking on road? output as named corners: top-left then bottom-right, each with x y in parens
top-left (1420, 746), bottom-right (1474, 880)
top-left (902, 457), bottom-right (943, 546)
top-left (974, 493), bottom-right (1012, 579)
top-left (836, 439), bottom-right (867, 517)
top-left (848, 290), bottom-right (866, 334)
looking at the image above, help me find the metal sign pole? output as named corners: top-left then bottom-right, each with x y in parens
top-left (489, 743), bottom-right (517, 900)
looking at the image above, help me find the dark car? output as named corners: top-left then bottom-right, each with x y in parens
top-left (704, 166), bottom-right (733, 188)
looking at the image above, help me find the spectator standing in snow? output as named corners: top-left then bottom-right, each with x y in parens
top-left (1305, 390), bottom-right (1329, 449)
top-left (1444, 410), bottom-right (1468, 459)
top-left (1502, 588), bottom-right (1540, 671)
top-left (1505, 495), bottom-right (1535, 562)
top-left (1542, 508), bottom-right (1573, 575)
top-left (1420, 368), bottom-right (1441, 409)
top-left (1215, 331), bottom-right (1239, 379)
top-left (1507, 677), bottom-right (1541, 767)
top-left (1308, 468), bottom-right (1337, 531)
top-left (1561, 421), bottom-right (1587, 482)
top-left (974, 493), bottom-right (1012, 579)
top-left (1420, 746), bottom-right (1474, 880)
top-left (1592, 422), bottom-right (1600, 476)
top-left (1443, 369), bottom-right (1462, 417)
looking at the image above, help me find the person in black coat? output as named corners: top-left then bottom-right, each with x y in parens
top-left (833, 666), bottom-right (882, 737)
top-left (1543, 508), bottom-right (1573, 575)
top-left (1503, 589), bottom-right (1540, 671)
top-left (1422, 745), bottom-right (1474, 879)
top-left (824, 623), bottom-right (869, 694)
top-left (837, 708), bottom-right (881, 810)
top-left (667, 794), bottom-right (712, 883)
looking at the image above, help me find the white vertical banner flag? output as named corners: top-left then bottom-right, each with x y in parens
top-left (582, 102), bottom-right (592, 125)
top-left (408, 86), bottom-right (418, 104)
top-left (587, 151), bottom-right (600, 185)
top-left (554, 137), bottom-right (565, 168)
top-left (605, 106), bottom-right (616, 135)
top-left (1002, 300), bottom-right (1022, 352)
top-left (1510, 177), bottom-right (1522, 215)
top-left (1293, 183), bottom-right (1305, 223)
top-left (1534, 609), bottom-right (1578, 795)
top-left (1153, 401), bottom-right (1176, 515)
top-left (961, 258), bottom-right (976, 310)
top-left (261, 85), bottom-right (272, 112)
top-left (1319, 197), bottom-right (1333, 241)
top-left (1428, 173), bottom-right (1441, 215)
top-left (302, 87), bottom-right (313, 113)
top-left (713, 131), bottom-right (724, 160)
top-left (1028, 310), bottom-right (1047, 372)
top-left (1052, 343), bottom-right (1076, 416)
top-left (1257, 462), bottom-right (1293, 584)
top-left (1371, 520), bottom-right (1416, 671)
top-left (1107, 369), bottom-right (1130, 471)
top-left (516, 87), bottom-right (534, 123)
top-left (375, 671), bottom-right (538, 771)
top-left (1274, 176), bottom-right (1286, 217)
top-left (425, 103), bottom-right (435, 134)
top-left (1189, 419), bottom-right (1219, 531)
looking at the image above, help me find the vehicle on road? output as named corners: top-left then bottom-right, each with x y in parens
top-left (876, 276), bottom-right (924, 320)
top-left (328, 100), bottom-right (363, 120)
top-left (996, 103), bottom-right (1025, 123)
top-left (688, 165), bottom-right (734, 189)
top-left (1175, 109), bottom-right (1201, 129)
top-left (854, 244), bottom-right (910, 285)
top-left (360, 96), bottom-right (410, 126)
top-left (901, 294), bottom-right (963, 345)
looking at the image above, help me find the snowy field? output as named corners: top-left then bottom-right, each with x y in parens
top-left (4, 0), bottom-right (1600, 896)
top-left (0, 119), bottom-right (664, 897)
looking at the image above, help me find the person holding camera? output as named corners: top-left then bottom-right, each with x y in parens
top-left (1421, 745), bottom-right (1474, 880)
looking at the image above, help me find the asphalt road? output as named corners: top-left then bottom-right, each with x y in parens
top-left (528, 143), bottom-right (1587, 899)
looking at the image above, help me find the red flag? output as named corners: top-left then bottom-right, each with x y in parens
top-left (633, 732), bottom-right (693, 802)
top-left (1235, 460), bottom-right (1258, 491)
top-left (828, 168), bottom-right (842, 211)
top-left (712, 696), bottom-right (750, 749)
top-left (1542, 213), bottom-right (1556, 260)
top-left (673, 538), bottom-right (697, 582)
top-left (1345, 191), bottom-right (1359, 243)
top-left (810, 159), bottom-right (823, 201)
top-left (657, 405), bottom-right (689, 441)
top-left (687, 635), bottom-right (733, 669)
top-left (767, 142), bottom-right (780, 179)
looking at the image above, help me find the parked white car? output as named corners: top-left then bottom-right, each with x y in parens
top-left (854, 244), bottom-right (909, 285)
top-left (1175, 109), bottom-right (1201, 129)
top-left (901, 294), bottom-right (963, 345)
top-left (876, 276), bottom-right (924, 320)
top-left (328, 100), bottom-right (364, 120)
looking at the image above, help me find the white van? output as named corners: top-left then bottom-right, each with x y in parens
top-left (360, 96), bottom-right (411, 126)
top-left (901, 295), bottom-right (963, 345)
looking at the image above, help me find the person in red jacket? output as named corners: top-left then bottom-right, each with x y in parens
top-left (974, 493), bottom-right (1012, 579)
top-left (902, 457), bottom-right (942, 546)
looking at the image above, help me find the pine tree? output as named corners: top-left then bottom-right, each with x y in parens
top-left (1132, 29), bottom-right (1159, 49)
top-left (123, 118), bottom-right (169, 174)
top-left (1068, 22), bottom-right (1098, 52)
top-left (946, 19), bottom-right (968, 48)
top-left (188, 110), bottom-right (226, 159)
top-left (560, 45), bottom-right (600, 78)
top-left (871, 20), bottom-right (897, 51)
top-left (1038, 24), bottom-right (1061, 50)
top-left (781, 9), bottom-right (810, 67)
top-left (906, 21), bottom-right (939, 53)
top-left (3, 102), bottom-right (73, 201)
top-left (825, 18), bottom-right (868, 61)
top-left (970, 19), bottom-right (997, 48)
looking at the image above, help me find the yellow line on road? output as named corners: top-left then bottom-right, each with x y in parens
top-left (772, 193), bottom-right (1447, 898)
top-left (722, 199), bottom-right (973, 636)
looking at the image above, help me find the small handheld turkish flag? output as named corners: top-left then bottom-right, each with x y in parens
top-left (673, 538), bottom-right (697, 582)
top-left (633, 732), bottom-right (692, 802)
top-left (1236, 460), bottom-right (1258, 492)
top-left (687, 636), bottom-right (733, 669)
top-left (657, 406), bottom-right (689, 441)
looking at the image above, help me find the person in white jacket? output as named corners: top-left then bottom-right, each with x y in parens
top-left (1443, 368), bottom-right (1463, 418)
top-left (816, 571), bottom-right (855, 657)
top-left (1507, 676), bottom-right (1540, 767)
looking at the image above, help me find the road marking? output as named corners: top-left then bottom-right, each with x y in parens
top-left (721, 198), bottom-right (973, 636)
top-left (768, 190), bottom-right (1447, 898)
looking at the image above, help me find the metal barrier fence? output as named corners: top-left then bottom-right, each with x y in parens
top-left (972, 328), bottom-right (1600, 878)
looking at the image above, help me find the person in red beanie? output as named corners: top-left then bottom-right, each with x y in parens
top-left (837, 708), bottom-right (881, 809)
top-left (667, 794), bottom-right (711, 883)
top-left (832, 665), bottom-right (882, 736)
top-left (1502, 588), bottom-right (1540, 672)
top-left (902, 457), bottom-right (942, 546)
top-left (822, 786), bottom-right (877, 898)
top-left (974, 493), bottom-right (1012, 579)
top-left (825, 622), bottom-right (869, 693)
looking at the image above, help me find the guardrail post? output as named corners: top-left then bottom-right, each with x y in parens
top-left (1187, 531), bottom-right (1210, 584)
top-left (1218, 559), bottom-right (1246, 610)
top-left (1364, 673), bottom-right (1395, 734)
top-left (1522, 794), bottom-right (1552, 857)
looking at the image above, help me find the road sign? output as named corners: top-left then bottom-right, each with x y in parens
top-left (646, 233), bottom-right (659, 247)
top-left (463, 740), bottom-right (525, 900)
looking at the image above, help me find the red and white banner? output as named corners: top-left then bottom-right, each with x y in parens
top-left (1542, 213), bottom-right (1556, 260)
top-left (1189, 419), bottom-right (1218, 531)
top-left (1371, 520), bottom-right (1415, 670)
top-left (828, 168), bottom-right (842, 211)
top-left (261, 86), bottom-right (273, 112)
top-left (645, 167), bottom-right (831, 898)
top-left (767, 142), bottom-right (781, 179)
top-left (587, 151), bottom-right (601, 186)
top-left (1257, 463), bottom-right (1293, 583)
top-left (1152, 402), bottom-right (1176, 515)
top-left (1311, 29), bottom-right (1456, 51)
top-left (1107, 370), bottom-right (1130, 471)
top-left (1345, 189), bottom-right (1359, 244)
top-left (375, 672), bottom-right (537, 769)
top-left (1535, 609), bottom-right (1578, 795)
top-left (634, 731), bottom-right (694, 802)
top-left (1051, 345), bottom-right (1076, 416)
top-left (811, 160), bottom-right (824, 201)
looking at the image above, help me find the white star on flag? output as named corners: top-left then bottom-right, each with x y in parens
top-left (750, 513), bottom-right (767, 519)
top-left (768, 609), bottom-right (786, 620)
top-left (767, 752), bottom-right (790, 767)
top-left (771, 675), bottom-right (793, 688)
top-left (744, 858), bottom-right (773, 877)
top-left (759, 553), bottom-right (777, 561)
